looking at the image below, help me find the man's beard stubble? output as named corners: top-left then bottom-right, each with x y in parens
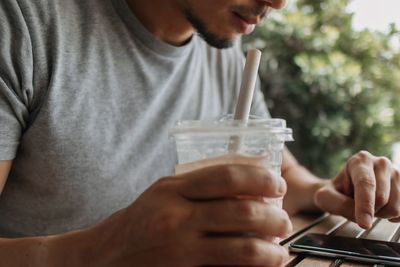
top-left (184, 8), bottom-right (234, 49)
top-left (184, 3), bottom-right (269, 49)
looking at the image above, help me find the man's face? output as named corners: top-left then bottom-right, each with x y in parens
top-left (182, 0), bottom-right (286, 48)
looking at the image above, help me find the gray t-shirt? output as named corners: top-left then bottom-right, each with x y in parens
top-left (0, 0), bottom-right (269, 237)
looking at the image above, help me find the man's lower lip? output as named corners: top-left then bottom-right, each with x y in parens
top-left (233, 14), bottom-right (256, 34)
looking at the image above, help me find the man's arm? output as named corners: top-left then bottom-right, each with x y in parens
top-left (0, 163), bottom-right (290, 266)
top-left (281, 148), bottom-right (328, 215)
top-left (0, 160), bottom-right (12, 194)
top-left (0, 228), bottom-right (97, 267)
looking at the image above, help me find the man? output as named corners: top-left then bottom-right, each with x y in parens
top-left (0, 0), bottom-right (399, 266)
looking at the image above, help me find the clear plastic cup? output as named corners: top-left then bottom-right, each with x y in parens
top-left (169, 115), bottom-right (293, 241)
top-left (169, 115), bottom-right (293, 175)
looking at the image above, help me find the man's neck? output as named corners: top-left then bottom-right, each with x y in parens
top-left (126, 0), bottom-right (194, 46)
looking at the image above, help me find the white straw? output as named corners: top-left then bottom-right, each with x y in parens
top-left (234, 49), bottom-right (262, 121)
top-left (229, 49), bottom-right (262, 152)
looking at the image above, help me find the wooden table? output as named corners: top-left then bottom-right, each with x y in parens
top-left (285, 213), bottom-right (400, 266)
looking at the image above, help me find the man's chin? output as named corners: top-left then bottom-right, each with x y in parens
top-left (198, 32), bottom-right (236, 49)
top-left (184, 8), bottom-right (237, 49)
top-left (205, 38), bottom-right (235, 49)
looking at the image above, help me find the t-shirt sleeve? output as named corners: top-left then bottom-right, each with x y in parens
top-left (0, 1), bottom-right (34, 160)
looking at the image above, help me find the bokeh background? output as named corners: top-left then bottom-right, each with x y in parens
top-left (243, 0), bottom-right (400, 178)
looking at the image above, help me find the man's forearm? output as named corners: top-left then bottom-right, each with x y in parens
top-left (0, 214), bottom-right (121, 267)
top-left (0, 236), bottom-right (48, 266)
top-left (283, 163), bottom-right (328, 214)
top-left (0, 228), bottom-right (96, 267)
top-left (281, 148), bottom-right (329, 215)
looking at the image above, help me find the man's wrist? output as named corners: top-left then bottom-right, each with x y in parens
top-left (44, 210), bottom-right (128, 267)
top-left (283, 163), bottom-right (331, 214)
top-left (77, 209), bottom-right (129, 267)
top-left (45, 227), bottom-right (98, 267)
top-left (0, 231), bottom-right (95, 267)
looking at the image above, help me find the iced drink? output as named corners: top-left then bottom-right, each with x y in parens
top-left (175, 153), bottom-right (268, 174)
top-left (169, 115), bottom-right (292, 175)
top-left (169, 115), bottom-right (293, 242)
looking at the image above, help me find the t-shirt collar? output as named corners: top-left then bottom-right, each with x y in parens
top-left (111, 0), bottom-right (195, 58)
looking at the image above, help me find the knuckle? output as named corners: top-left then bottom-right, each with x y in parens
top-left (375, 192), bottom-right (389, 208)
top-left (258, 168), bottom-right (272, 184)
top-left (347, 156), bottom-right (361, 168)
top-left (258, 171), bottom-right (275, 193)
top-left (147, 207), bottom-right (185, 236)
top-left (218, 166), bottom-right (237, 190)
top-left (375, 156), bottom-right (391, 168)
top-left (236, 201), bottom-right (258, 219)
top-left (359, 200), bottom-right (375, 213)
top-left (241, 240), bottom-right (262, 260)
top-left (279, 178), bottom-right (287, 195)
top-left (354, 177), bottom-right (376, 189)
top-left (348, 151), bottom-right (371, 166)
top-left (393, 168), bottom-right (400, 182)
top-left (259, 169), bottom-right (283, 195)
top-left (357, 150), bottom-right (372, 159)
top-left (277, 211), bottom-right (292, 236)
top-left (261, 169), bottom-right (285, 195)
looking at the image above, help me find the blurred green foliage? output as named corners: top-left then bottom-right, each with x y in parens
top-left (243, 0), bottom-right (400, 177)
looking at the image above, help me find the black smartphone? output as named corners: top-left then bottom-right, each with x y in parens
top-left (289, 233), bottom-right (400, 266)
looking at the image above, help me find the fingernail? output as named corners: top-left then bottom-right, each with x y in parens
top-left (360, 213), bottom-right (373, 228)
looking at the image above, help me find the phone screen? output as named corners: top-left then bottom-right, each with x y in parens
top-left (289, 233), bottom-right (400, 264)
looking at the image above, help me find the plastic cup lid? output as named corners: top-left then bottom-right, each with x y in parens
top-left (169, 115), bottom-right (293, 141)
